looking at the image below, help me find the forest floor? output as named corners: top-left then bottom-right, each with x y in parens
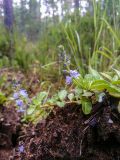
top-left (0, 69), bottom-right (120, 160)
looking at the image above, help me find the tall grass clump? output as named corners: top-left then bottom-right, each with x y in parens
top-left (60, 0), bottom-right (120, 74)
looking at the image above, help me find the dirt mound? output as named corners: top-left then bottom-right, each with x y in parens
top-left (0, 105), bottom-right (21, 160)
top-left (14, 101), bottom-right (120, 160)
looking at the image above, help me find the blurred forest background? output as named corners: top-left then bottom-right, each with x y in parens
top-left (0, 0), bottom-right (120, 73)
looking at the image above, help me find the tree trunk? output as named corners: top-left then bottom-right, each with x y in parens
top-left (3, 0), bottom-right (13, 31)
top-left (74, 0), bottom-right (79, 9)
top-left (3, 0), bottom-right (14, 59)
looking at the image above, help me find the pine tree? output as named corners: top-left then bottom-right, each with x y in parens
top-left (74, 0), bottom-right (79, 9)
top-left (3, 0), bottom-right (13, 30)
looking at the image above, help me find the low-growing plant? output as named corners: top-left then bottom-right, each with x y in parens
top-left (24, 89), bottom-right (68, 122)
top-left (19, 68), bottom-right (120, 123)
top-left (0, 92), bottom-right (7, 105)
top-left (66, 68), bottom-right (120, 114)
top-left (24, 91), bottom-right (51, 122)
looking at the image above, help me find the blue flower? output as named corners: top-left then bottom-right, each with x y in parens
top-left (16, 99), bottom-right (24, 107)
top-left (66, 76), bottom-right (72, 85)
top-left (13, 92), bottom-right (19, 99)
top-left (17, 107), bottom-right (25, 113)
top-left (70, 70), bottom-right (80, 78)
top-left (19, 89), bottom-right (28, 98)
top-left (18, 145), bottom-right (24, 153)
top-left (4, 0), bottom-right (13, 30)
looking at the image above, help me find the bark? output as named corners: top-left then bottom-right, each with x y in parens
top-left (3, 0), bottom-right (13, 31)
top-left (74, 0), bottom-right (79, 9)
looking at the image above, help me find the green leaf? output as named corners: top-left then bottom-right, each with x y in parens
top-left (81, 98), bottom-right (92, 115)
top-left (36, 92), bottom-right (48, 101)
top-left (112, 75), bottom-right (119, 81)
top-left (27, 107), bottom-right (35, 115)
top-left (73, 77), bottom-right (84, 88)
top-left (58, 90), bottom-right (67, 101)
top-left (113, 68), bottom-right (120, 78)
top-left (32, 91), bottom-right (48, 105)
top-left (0, 92), bottom-right (6, 104)
top-left (47, 98), bottom-right (55, 104)
top-left (112, 80), bottom-right (120, 85)
top-left (56, 101), bottom-right (65, 107)
top-left (89, 67), bottom-right (101, 79)
top-left (82, 91), bottom-right (93, 97)
top-left (74, 88), bottom-right (83, 100)
top-left (32, 98), bottom-right (41, 106)
top-left (75, 88), bottom-right (83, 95)
top-left (100, 72), bottom-right (112, 81)
top-left (95, 50), bottom-right (112, 59)
top-left (109, 92), bottom-right (120, 98)
top-left (84, 74), bottom-right (95, 80)
top-left (91, 79), bottom-right (109, 91)
top-left (68, 93), bottom-right (74, 101)
top-left (107, 85), bottom-right (120, 98)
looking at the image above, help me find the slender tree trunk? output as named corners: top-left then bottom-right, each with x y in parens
top-left (74, 0), bottom-right (79, 9)
top-left (3, 0), bottom-right (13, 31)
top-left (3, 0), bottom-right (14, 59)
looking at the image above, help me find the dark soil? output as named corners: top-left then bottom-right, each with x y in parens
top-left (0, 105), bottom-right (21, 160)
top-left (13, 101), bottom-right (120, 160)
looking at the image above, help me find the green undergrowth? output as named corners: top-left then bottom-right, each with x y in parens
top-left (23, 68), bottom-right (120, 123)
top-left (0, 92), bottom-right (7, 105)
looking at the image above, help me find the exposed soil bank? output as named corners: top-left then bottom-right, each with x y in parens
top-left (13, 101), bottom-right (120, 160)
top-left (0, 105), bottom-right (21, 160)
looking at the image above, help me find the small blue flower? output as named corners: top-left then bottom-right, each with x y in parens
top-left (70, 70), bottom-right (80, 78)
top-left (19, 89), bottom-right (28, 98)
top-left (17, 107), bottom-right (25, 113)
top-left (18, 145), bottom-right (24, 153)
top-left (63, 70), bottom-right (67, 73)
top-left (16, 99), bottom-right (24, 107)
top-left (66, 76), bottom-right (72, 85)
top-left (13, 92), bottom-right (19, 99)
